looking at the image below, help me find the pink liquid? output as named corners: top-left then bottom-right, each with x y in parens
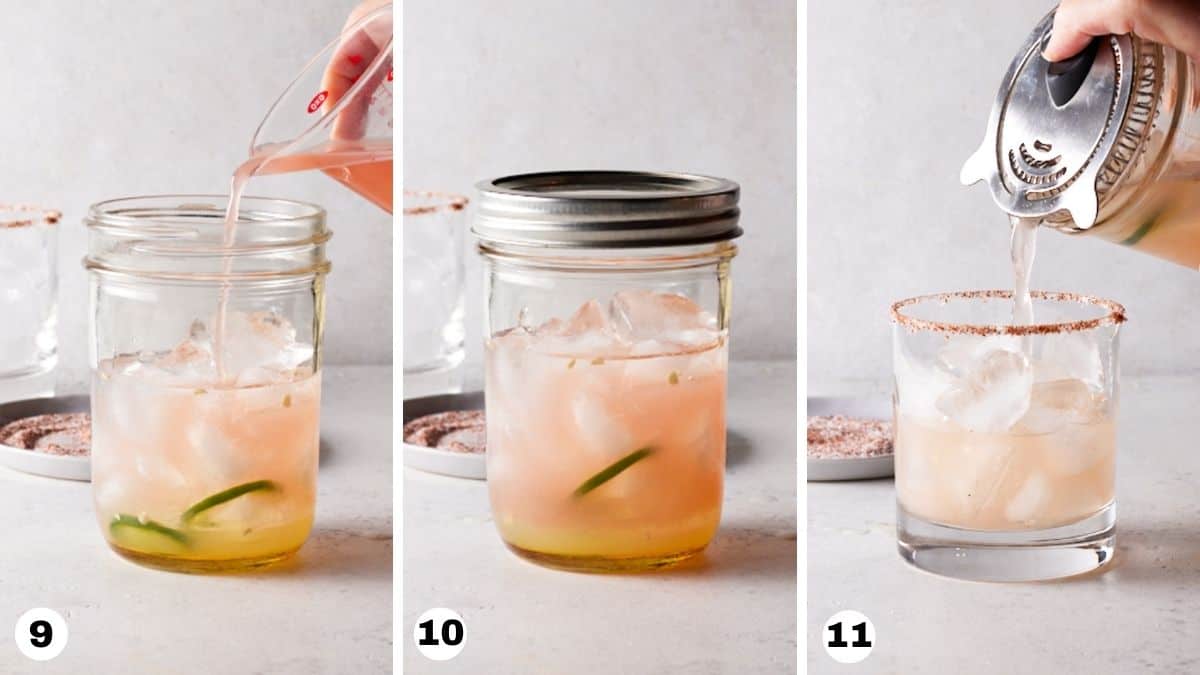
top-left (93, 357), bottom-right (321, 567)
top-left (895, 407), bottom-right (1115, 531)
top-left (224, 137), bottom-right (394, 231)
top-left (485, 292), bottom-right (728, 569)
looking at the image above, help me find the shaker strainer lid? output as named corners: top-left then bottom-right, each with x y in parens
top-left (961, 11), bottom-right (1161, 230)
top-left (473, 170), bottom-right (741, 248)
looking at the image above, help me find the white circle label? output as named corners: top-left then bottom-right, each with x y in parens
top-left (823, 610), bottom-right (874, 664)
top-left (414, 608), bottom-right (466, 661)
top-left (14, 608), bottom-right (69, 661)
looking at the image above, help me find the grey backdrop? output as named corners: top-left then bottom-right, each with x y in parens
top-left (810, 1), bottom-right (1200, 383)
top-left (404, 0), bottom-right (797, 366)
top-left (2, 1), bottom-right (391, 376)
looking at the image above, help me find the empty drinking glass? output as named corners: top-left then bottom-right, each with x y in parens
top-left (892, 290), bottom-right (1125, 581)
top-left (0, 204), bottom-right (59, 401)
top-left (402, 190), bottom-right (466, 397)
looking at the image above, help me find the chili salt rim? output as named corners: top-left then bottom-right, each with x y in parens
top-left (0, 204), bottom-right (61, 229)
top-left (403, 190), bottom-right (468, 216)
top-left (890, 290), bottom-right (1126, 336)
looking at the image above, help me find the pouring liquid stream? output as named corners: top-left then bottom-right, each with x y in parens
top-left (1010, 215), bottom-right (1039, 329)
top-left (213, 139), bottom-right (392, 382)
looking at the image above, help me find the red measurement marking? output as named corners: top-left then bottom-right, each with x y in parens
top-left (347, 53), bottom-right (363, 65)
top-left (386, 68), bottom-right (393, 82)
top-left (307, 90), bottom-right (329, 114)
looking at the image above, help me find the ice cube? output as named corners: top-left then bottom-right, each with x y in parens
top-left (533, 317), bottom-right (565, 336)
top-left (1004, 472), bottom-right (1048, 524)
top-left (1016, 379), bottom-right (1103, 434)
top-left (235, 366), bottom-right (287, 388)
top-left (215, 310), bottom-right (301, 376)
top-left (134, 451), bottom-right (189, 491)
top-left (1036, 332), bottom-right (1103, 387)
top-left (609, 290), bottom-right (718, 346)
top-left (185, 416), bottom-right (250, 484)
top-left (1042, 420), bottom-right (1113, 476)
top-left (537, 300), bottom-right (627, 356)
top-left (92, 474), bottom-right (133, 511)
top-left (571, 393), bottom-right (636, 461)
top-left (486, 331), bottom-right (545, 439)
top-left (936, 334), bottom-right (1021, 378)
top-left (629, 339), bottom-right (672, 357)
top-left (944, 434), bottom-right (1015, 517)
top-left (155, 324), bottom-right (218, 384)
top-left (561, 300), bottom-right (612, 336)
top-left (935, 346), bottom-right (1032, 433)
top-left (893, 339), bottom-right (956, 422)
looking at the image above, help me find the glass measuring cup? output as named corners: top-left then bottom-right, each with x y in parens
top-left (247, 2), bottom-right (393, 212)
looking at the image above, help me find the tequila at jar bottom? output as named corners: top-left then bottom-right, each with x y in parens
top-left (475, 171), bottom-right (740, 572)
top-left (85, 196), bottom-right (330, 572)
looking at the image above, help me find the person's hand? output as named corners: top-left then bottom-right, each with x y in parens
top-left (322, 0), bottom-right (392, 140)
top-left (1044, 0), bottom-right (1200, 63)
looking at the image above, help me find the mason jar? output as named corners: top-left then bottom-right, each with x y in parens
top-left (474, 171), bottom-right (740, 572)
top-left (84, 195), bottom-right (330, 572)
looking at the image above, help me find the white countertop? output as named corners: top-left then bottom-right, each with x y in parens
top-left (808, 375), bottom-right (1200, 674)
top-left (0, 366), bottom-right (392, 674)
top-left (404, 360), bottom-right (798, 673)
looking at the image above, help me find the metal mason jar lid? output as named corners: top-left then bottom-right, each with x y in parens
top-left (473, 170), bottom-right (742, 248)
top-left (961, 10), bottom-right (1164, 230)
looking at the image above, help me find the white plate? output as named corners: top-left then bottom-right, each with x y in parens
top-left (402, 391), bottom-right (486, 480)
top-left (0, 395), bottom-right (91, 482)
top-left (807, 395), bottom-right (894, 482)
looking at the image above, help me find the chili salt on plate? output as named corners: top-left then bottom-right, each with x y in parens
top-left (404, 411), bottom-right (485, 454)
top-left (808, 415), bottom-right (892, 459)
top-left (807, 396), bottom-right (894, 482)
top-left (402, 391), bottom-right (487, 480)
top-left (0, 395), bottom-right (91, 481)
top-left (0, 413), bottom-right (91, 456)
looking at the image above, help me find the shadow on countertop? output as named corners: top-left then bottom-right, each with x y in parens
top-left (726, 429), bottom-right (753, 469)
top-left (318, 436), bottom-right (336, 467)
top-left (236, 521), bottom-right (393, 581)
top-left (1101, 522), bottom-right (1200, 587)
top-left (614, 520), bottom-right (797, 583)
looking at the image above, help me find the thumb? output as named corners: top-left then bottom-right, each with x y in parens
top-left (1043, 26), bottom-right (1096, 62)
top-left (1041, 0), bottom-right (1126, 62)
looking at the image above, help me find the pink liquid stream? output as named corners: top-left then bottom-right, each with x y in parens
top-left (213, 140), bottom-right (392, 382)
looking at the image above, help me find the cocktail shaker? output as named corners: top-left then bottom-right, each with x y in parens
top-left (963, 10), bottom-right (1200, 268)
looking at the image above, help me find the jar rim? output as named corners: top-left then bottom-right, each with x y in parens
top-left (86, 194), bottom-right (325, 230)
top-left (477, 239), bottom-right (737, 270)
top-left (84, 194), bottom-right (330, 281)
